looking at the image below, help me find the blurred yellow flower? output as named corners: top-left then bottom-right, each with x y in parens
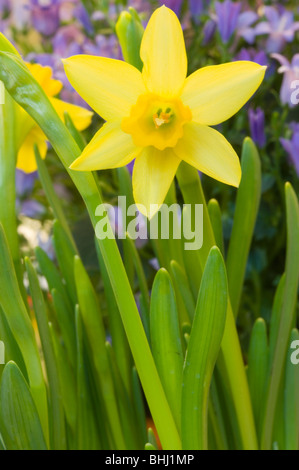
top-left (16, 62), bottom-right (93, 173)
top-left (63, 6), bottom-right (266, 218)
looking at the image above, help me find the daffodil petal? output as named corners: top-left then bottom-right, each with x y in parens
top-left (16, 127), bottom-right (47, 174)
top-left (181, 61), bottom-right (266, 126)
top-left (133, 146), bottom-right (181, 219)
top-left (50, 97), bottom-right (93, 131)
top-left (140, 6), bottom-right (187, 97)
top-left (26, 63), bottom-right (63, 97)
top-left (70, 120), bottom-right (141, 171)
top-left (174, 122), bottom-right (241, 187)
top-left (63, 55), bottom-right (146, 121)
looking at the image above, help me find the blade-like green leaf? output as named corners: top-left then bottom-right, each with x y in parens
top-left (35, 145), bottom-right (77, 252)
top-left (74, 255), bottom-right (126, 450)
top-left (75, 309), bottom-right (101, 450)
top-left (284, 329), bottom-right (299, 450)
top-left (25, 257), bottom-right (66, 450)
top-left (226, 137), bottom-right (261, 317)
top-left (182, 247), bottom-right (227, 450)
top-left (0, 362), bottom-right (47, 450)
top-left (261, 183), bottom-right (299, 449)
top-left (52, 220), bottom-right (77, 305)
top-left (207, 199), bottom-right (224, 255)
top-left (150, 268), bottom-right (184, 431)
top-left (170, 259), bottom-right (196, 322)
top-left (247, 318), bottom-right (268, 439)
top-left (0, 224), bottom-right (48, 442)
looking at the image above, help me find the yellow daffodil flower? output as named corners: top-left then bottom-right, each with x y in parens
top-left (16, 62), bottom-right (93, 173)
top-left (63, 6), bottom-right (266, 218)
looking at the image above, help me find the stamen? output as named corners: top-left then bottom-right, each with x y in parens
top-left (153, 111), bottom-right (171, 129)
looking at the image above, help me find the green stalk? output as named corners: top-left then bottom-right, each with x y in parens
top-left (0, 89), bottom-right (22, 285)
top-left (0, 52), bottom-right (181, 450)
top-left (176, 161), bottom-right (258, 450)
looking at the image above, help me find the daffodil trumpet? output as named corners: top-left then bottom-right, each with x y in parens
top-left (64, 5), bottom-right (266, 219)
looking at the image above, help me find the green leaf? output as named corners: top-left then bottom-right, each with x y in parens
top-left (52, 220), bottom-right (78, 305)
top-left (35, 246), bottom-right (73, 315)
top-left (247, 318), bottom-right (268, 439)
top-left (51, 288), bottom-right (76, 369)
top-left (0, 224), bottom-right (48, 442)
top-left (150, 268), bottom-right (184, 432)
top-left (181, 247), bottom-right (227, 450)
top-left (49, 323), bottom-right (77, 434)
top-left (207, 199), bottom-right (224, 255)
top-left (75, 309), bottom-right (101, 450)
top-left (226, 137), bottom-right (261, 317)
top-left (35, 146), bottom-right (77, 253)
top-left (170, 259), bottom-right (196, 323)
top-left (284, 329), bottom-right (299, 450)
top-left (0, 362), bottom-right (47, 450)
top-left (74, 255), bottom-right (126, 450)
top-left (106, 342), bottom-right (144, 449)
top-left (25, 257), bottom-right (66, 450)
top-left (261, 183), bottom-right (299, 449)
top-left (0, 307), bottom-right (27, 381)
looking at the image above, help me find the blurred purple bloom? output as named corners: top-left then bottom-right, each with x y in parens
top-left (236, 10), bottom-right (258, 44)
top-left (29, 0), bottom-right (60, 37)
top-left (20, 200), bottom-right (45, 218)
top-left (73, 3), bottom-right (93, 34)
top-left (248, 107), bottom-right (266, 148)
top-left (215, 0), bottom-right (241, 43)
top-left (203, 18), bottom-right (217, 45)
top-left (53, 24), bottom-right (85, 56)
top-left (0, 0), bottom-right (10, 15)
top-left (16, 170), bottom-right (38, 197)
top-left (189, 0), bottom-right (205, 19)
top-left (255, 6), bottom-right (299, 53)
top-left (280, 123), bottom-right (299, 176)
top-left (235, 48), bottom-right (268, 66)
top-left (158, 0), bottom-right (183, 16)
top-left (272, 53), bottom-right (299, 107)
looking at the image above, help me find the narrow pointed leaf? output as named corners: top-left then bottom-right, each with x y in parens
top-left (182, 247), bottom-right (227, 450)
top-left (0, 362), bottom-right (47, 450)
top-left (226, 137), bottom-right (261, 317)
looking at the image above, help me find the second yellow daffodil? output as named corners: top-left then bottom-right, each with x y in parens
top-left (64, 6), bottom-right (266, 218)
top-left (16, 62), bottom-right (93, 173)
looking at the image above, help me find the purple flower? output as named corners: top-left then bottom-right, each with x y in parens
top-left (235, 48), bottom-right (268, 66)
top-left (215, 0), bottom-right (241, 43)
top-left (158, 0), bottom-right (183, 16)
top-left (272, 53), bottom-right (299, 107)
top-left (236, 10), bottom-right (258, 44)
top-left (53, 24), bottom-right (85, 57)
top-left (29, 0), bottom-right (61, 37)
top-left (189, 0), bottom-right (206, 19)
top-left (248, 107), bottom-right (266, 148)
top-left (255, 6), bottom-right (299, 53)
top-left (203, 19), bottom-right (217, 45)
top-left (73, 3), bottom-right (93, 34)
top-left (16, 169), bottom-right (38, 197)
top-left (280, 123), bottom-right (299, 176)
top-left (20, 200), bottom-right (45, 218)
